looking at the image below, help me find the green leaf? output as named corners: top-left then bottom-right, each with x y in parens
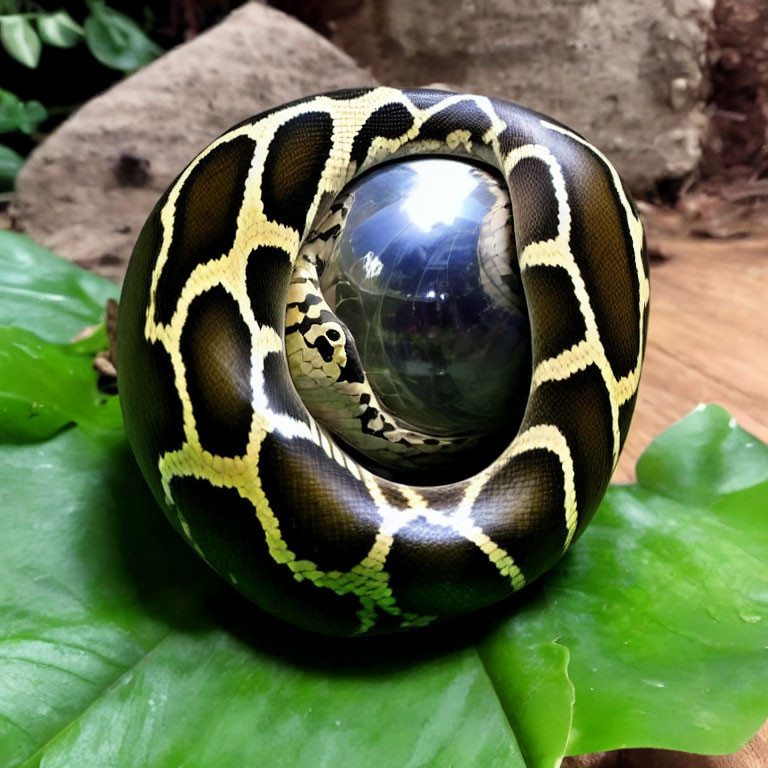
top-left (83, 3), bottom-right (162, 72)
top-left (0, 242), bottom-right (766, 767)
top-left (479, 614), bottom-right (574, 768)
top-left (637, 402), bottom-right (768, 506)
top-left (482, 404), bottom-right (768, 759)
top-left (0, 14), bottom-right (41, 67)
top-left (0, 423), bottom-right (523, 765)
top-left (20, 97), bottom-right (45, 129)
top-left (0, 88), bottom-right (47, 134)
top-left (0, 231), bottom-right (118, 342)
top-left (0, 325), bottom-right (122, 442)
top-left (36, 10), bottom-right (83, 48)
top-left (0, 142), bottom-right (23, 191)
top-left (0, 238), bottom-right (120, 443)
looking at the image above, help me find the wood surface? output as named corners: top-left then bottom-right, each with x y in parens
top-left (614, 206), bottom-right (767, 483)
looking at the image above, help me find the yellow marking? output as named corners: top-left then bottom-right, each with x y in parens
top-left (508, 142), bottom-right (623, 466)
top-left (533, 336), bottom-right (597, 385)
top-left (445, 128), bottom-right (473, 152)
top-left (143, 87), bottom-right (646, 633)
top-left (159, 438), bottom-right (295, 568)
top-left (176, 508), bottom-right (205, 558)
top-left (399, 486), bottom-right (428, 512)
top-left (541, 119), bottom-right (649, 424)
top-left (513, 425), bottom-right (579, 551)
top-left (452, 516), bottom-right (526, 589)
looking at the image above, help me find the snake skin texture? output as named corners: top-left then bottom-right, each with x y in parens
top-left (118, 87), bottom-right (649, 636)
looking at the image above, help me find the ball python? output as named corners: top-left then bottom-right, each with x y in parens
top-left (118, 87), bottom-right (649, 636)
top-left (283, 175), bottom-right (522, 480)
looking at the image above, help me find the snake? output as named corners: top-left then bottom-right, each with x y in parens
top-left (117, 87), bottom-right (649, 636)
top-left (285, 162), bottom-right (527, 480)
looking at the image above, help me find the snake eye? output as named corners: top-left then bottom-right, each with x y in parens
top-left (288, 157), bottom-right (532, 485)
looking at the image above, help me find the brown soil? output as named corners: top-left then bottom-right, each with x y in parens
top-left (702, 0), bottom-right (768, 183)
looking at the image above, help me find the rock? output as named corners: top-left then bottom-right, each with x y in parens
top-left (322, 0), bottom-right (714, 194)
top-left (11, 2), bottom-right (377, 282)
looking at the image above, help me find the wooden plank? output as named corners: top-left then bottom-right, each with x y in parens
top-left (614, 221), bottom-right (768, 483)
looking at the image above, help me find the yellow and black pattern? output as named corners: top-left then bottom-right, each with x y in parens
top-left (118, 87), bottom-right (649, 636)
top-left (285, 211), bottom-right (469, 472)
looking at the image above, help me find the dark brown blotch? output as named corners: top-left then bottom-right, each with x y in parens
top-left (385, 517), bottom-right (510, 618)
top-left (119, 203), bottom-right (187, 502)
top-left (261, 111), bottom-right (334, 235)
top-left (527, 363), bottom-right (614, 534)
top-left (417, 101), bottom-right (492, 147)
top-left (349, 103), bottom-right (414, 169)
top-left (525, 263), bottom-right (587, 366)
top-left (560, 139), bottom-right (643, 380)
top-left (169, 475), bottom-right (365, 636)
top-left (245, 245), bottom-right (294, 332)
top-left (507, 156), bottom-right (560, 247)
top-left (181, 285), bottom-right (253, 457)
top-left (471, 448), bottom-right (568, 582)
top-left (154, 135), bottom-right (256, 325)
top-left (258, 432), bottom-right (379, 573)
top-left (262, 351), bottom-right (308, 423)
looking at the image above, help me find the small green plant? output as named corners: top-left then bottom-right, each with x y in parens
top-left (0, 1), bottom-right (161, 71)
top-left (0, 87), bottom-right (45, 191)
top-left (0, 1), bottom-right (162, 190)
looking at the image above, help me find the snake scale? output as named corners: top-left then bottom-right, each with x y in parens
top-left (118, 87), bottom-right (649, 636)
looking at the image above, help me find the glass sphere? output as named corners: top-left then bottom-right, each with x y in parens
top-left (317, 157), bottom-right (531, 464)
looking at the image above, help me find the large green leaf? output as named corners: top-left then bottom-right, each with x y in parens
top-left (482, 403), bottom-right (768, 760)
top-left (0, 239), bottom-right (766, 767)
top-left (0, 434), bottom-right (523, 768)
top-left (0, 324), bottom-right (121, 441)
top-left (0, 231), bottom-right (118, 342)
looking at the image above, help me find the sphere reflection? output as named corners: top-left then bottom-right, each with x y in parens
top-left (318, 157), bottom-right (531, 454)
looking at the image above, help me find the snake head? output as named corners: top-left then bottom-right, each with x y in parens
top-left (302, 319), bottom-right (348, 373)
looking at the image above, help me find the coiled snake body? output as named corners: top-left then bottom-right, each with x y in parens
top-left (118, 88), bottom-right (649, 636)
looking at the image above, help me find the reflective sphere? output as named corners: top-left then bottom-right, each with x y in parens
top-left (318, 157), bottom-right (531, 458)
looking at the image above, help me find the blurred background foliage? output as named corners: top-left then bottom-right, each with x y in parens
top-left (0, 0), bottom-right (248, 190)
